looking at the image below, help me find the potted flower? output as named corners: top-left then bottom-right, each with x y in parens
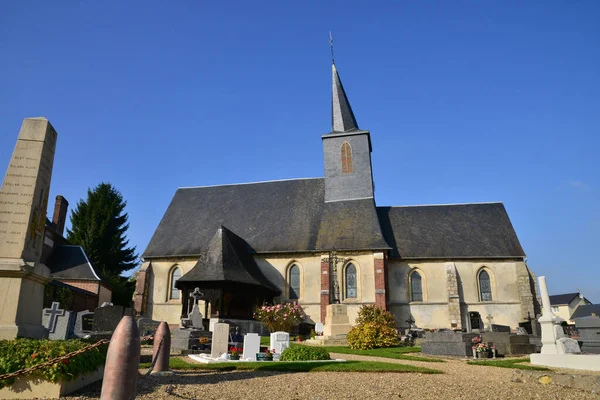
top-left (471, 335), bottom-right (481, 358)
top-left (476, 342), bottom-right (489, 358)
top-left (256, 348), bottom-right (275, 361)
top-left (229, 346), bottom-right (243, 360)
top-left (199, 337), bottom-right (209, 350)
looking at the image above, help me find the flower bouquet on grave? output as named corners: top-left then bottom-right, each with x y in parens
top-left (229, 346), bottom-right (243, 360)
top-left (256, 348), bottom-right (275, 361)
top-left (475, 343), bottom-right (489, 358)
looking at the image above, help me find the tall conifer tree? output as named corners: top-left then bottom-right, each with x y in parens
top-left (67, 182), bottom-right (138, 277)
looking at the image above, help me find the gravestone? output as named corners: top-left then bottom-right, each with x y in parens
top-left (557, 337), bottom-right (581, 354)
top-left (270, 331), bottom-right (290, 354)
top-left (41, 302), bottom-right (75, 340)
top-left (93, 304), bottom-right (124, 332)
top-left (315, 322), bottom-right (324, 335)
top-left (0, 118), bottom-right (58, 340)
top-left (242, 333), bottom-right (261, 361)
top-left (421, 331), bottom-right (478, 356)
top-left (516, 327), bottom-right (529, 335)
top-left (491, 324), bottom-right (511, 333)
top-left (73, 310), bottom-right (94, 338)
top-left (211, 322), bottom-right (229, 358)
top-left (482, 332), bottom-right (536, 356)
top-left (137, 317), bottom-right (161, 337)
top-left (189, 305), bottom-right (204, 330)
top-left (574, 316), bottom-right (600, 354)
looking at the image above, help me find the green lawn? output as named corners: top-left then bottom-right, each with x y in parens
top-left (141, 357), bottom-right (442, 374)
top-left (467, 357), bottom-right (551, 371)
top-left (318, 346), bottom-right (445, 363)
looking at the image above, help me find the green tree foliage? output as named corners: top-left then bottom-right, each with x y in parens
top-left (67, 182), bottom-right (138, 276)
top-left (346, 305), bottom-right (400, 350)
top-left (67, 182), bottom-right (139, 306)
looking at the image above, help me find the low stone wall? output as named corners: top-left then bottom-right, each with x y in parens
top-left (511, 369), bottom-right (600, 395)
top-left (0, 366), bottom-right (104, 399)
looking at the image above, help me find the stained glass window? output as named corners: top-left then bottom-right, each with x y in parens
top-left (345, 263), bottom-right (357, 299)
top-left (410, 271), bottom-right (423, 302)
top-left (479, 270), bottom-right (492, 301)
top-left (170, 267), bottom-right (181, 300)
top-left (341, 142), bottom-right (353, 173)
top-left (289, 264), bottom-right (300, 300)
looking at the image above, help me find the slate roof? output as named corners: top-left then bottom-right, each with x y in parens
top-left (46, 245), bottom-right (102, 281)
top-left (143, 178), bottom-right (390, 258)
top-left (549, 293), bottom-right (581, 306)
top-left (572, 304), bottom-right (600, 319)
top-left (377, 202), bottom-right (526, 259)
top-left (177, 226), bottom-right (280, 293)
top-left (331, 63), bottom-right (359, 133)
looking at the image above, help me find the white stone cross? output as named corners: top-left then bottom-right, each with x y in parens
top-left (44, 302), bottom-right (65, 333)
top-left (486, 314), bottom-right (493, 330)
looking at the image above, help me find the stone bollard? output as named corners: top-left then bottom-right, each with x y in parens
top-left (100, 316), bottom-right (140, 400)
top-left (151, 321), bottom-right (173, 376)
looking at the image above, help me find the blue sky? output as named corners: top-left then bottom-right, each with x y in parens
top-left (1, 2), bottom-right (598, 302)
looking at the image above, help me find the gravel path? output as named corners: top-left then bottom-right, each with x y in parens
top-left (65, 353), bottom-right (598, 400)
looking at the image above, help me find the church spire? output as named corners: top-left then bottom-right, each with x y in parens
top-left (331, 64), bottom-right (359, 132)
top-left (330, 37), bottom-right (359, 133)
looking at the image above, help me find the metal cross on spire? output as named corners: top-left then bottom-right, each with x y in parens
top-left (329, 31), bottom-right (335, 64)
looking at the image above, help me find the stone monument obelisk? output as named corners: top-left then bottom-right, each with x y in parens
top-left (0, 117), bottom-right (58, 339)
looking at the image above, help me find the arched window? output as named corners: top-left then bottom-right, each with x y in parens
top-left (345, 263), bottom-right (357, 299)
top-left (288, 264), bottom-right (300, 300)
top-left (410, 271), bottom-right (423, 302)
top-left (479, 270), bottom-right (492, 301)
top-left (341, 142), bottom-right (353, 173)
top-left (170, 267), bottom-right (181, 300)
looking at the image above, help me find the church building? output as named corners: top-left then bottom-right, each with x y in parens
top-left (135, 61), bottom-right (540, 332)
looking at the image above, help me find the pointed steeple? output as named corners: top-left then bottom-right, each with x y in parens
top-left (331, 63), bottom-right (359, 133)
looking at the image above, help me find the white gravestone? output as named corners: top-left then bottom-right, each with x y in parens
top-left (189, 304), bottom-right (204, 330)
top-left (211, 322), bottom-right (229, 359)
top-left (315, 323), bottom-right (324, 335)
top-left (557, 337), bottom-right (581, 354)
top-left (243, 333), bottom-right (261, 361)
top-left (270, 331), bottom-right (290, 354)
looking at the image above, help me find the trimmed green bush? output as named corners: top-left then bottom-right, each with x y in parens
top-left (0, 338), bottom-right (107, 389)
top-left (346, 305), bottom-right (400, 350)
top-left (280, 346), bottom-right (331, 361)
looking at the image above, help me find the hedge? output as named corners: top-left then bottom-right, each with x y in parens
top-left (280, 346), bottom-right (331, 361)
top-left (0, 338), bottom-right (107, 389)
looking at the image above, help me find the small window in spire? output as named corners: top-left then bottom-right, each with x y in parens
top-left (341, 142), bottom-right (353, 173)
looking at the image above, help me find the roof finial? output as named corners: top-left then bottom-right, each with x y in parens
top-left (329, 32), bottom-right (335, 64)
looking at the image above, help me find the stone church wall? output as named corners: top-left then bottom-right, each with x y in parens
top-left (387, 259), bottom-right (533, 330)
top-left (145, 259), bottom-right (197, 325)
top-left (255, 252), bottom-right (378, 325)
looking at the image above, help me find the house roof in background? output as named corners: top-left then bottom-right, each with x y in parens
top-left (572, 304), bottom-right (600, 319)
top-left (549, 293), bottom-right (581, 306)
top-left (377, 202), bottom-right (526, 259)
top-left (46, 245), bottom-right (102, 281)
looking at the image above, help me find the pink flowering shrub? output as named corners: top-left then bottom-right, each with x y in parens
top-left (253, 302), bottom-right (306, 332)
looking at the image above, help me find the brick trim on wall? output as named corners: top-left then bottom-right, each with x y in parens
top-left (320, 260), bottom-right (330, 322)
top-left (374, 255), bottom-right (387, 310)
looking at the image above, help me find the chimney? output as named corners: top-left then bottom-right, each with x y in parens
top-left (52, 195), bottom-right (69, 236)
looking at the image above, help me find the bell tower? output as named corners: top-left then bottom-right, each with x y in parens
top-left (322, 63), bottom-right (374, 203)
